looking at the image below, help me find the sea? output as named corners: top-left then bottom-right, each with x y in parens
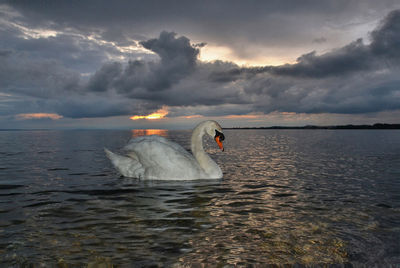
top-left (0, 129), bottom-right (399, 266)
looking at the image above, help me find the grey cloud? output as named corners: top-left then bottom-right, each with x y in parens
top-left (0, 12), bottom-right (153, 74)
top-left (273, 9), bottom-right (400, 77)
top-left (270, 39), bottom-right (372, 78)
top-left (140, 32), bottom-right (198, 70)
top-left (3, 32), bottom-right (129, 74)
top-left (232, 70), bottom-right (400, 116)
top-left (87, 31), bottom-right (200, 94)
top-left (0, 50), bottom-right (81, 98)
top-left (218, 39), bottom-right (371, 80)
top-left (201, 10), bottom-right (400, 115)
top-left (78, 10), bottom-right (400, 117)
top-left (313, 37), bottom-right (327, 44)
top-left (216, 9), bottom-right (400, 80)
top-left (87, 62), bottom-right (123, 92)
top-left (0, 49), bottom-right (13, 57)
top-left (52, 97), bottom-right (155, 119)
top-left (6, 0), bottom-right (400, 61)
top-left (138, 31), bottom-right (199, 91)
top-left (370, 9), bottom-right (400, 61)
top-left (168, 104), bottom-right (255, 118)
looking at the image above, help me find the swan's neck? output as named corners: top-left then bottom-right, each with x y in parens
top-left (191, 122), bottom-right (222, 178)
top-left (191, 123), bottom-right (206, 158)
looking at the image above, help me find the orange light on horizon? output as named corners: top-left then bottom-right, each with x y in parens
top-left (224, 114), bottom-right (262, 119)
top-left (15, 113), bottom-right (63, 120)
top-left (130, 107), bottom-right (168, 120)
top-left (182, 115), bottom-right (203, 119)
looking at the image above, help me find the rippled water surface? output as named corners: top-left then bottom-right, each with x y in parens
top-left (0, 129), bottom-right (399, 266)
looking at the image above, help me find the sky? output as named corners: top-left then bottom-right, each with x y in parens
top-left (1, 0), bottom-right (400, 129)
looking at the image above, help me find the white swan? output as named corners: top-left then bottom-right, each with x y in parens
top-left (105, 120), bottom-right (225, 180)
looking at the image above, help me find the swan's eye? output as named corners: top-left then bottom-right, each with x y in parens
top-left (215, 130), bottom-right (225, 141)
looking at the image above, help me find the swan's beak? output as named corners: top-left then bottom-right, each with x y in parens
top-left (214, 130), bottom-right (225, 151)
top-left (215, 136), bottom-right (224, 151)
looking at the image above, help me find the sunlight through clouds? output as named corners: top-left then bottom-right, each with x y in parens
top-left (130, 107), bottom-right (169, 120)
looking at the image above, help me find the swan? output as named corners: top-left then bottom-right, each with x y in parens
top-left (105, 120), bottom-right (225, 180)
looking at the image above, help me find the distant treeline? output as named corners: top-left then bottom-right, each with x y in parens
top-left (225, 123), bottom-right (400, 130)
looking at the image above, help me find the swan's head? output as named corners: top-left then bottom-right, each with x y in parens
top-left (204, 120), bottom-right (225, 152)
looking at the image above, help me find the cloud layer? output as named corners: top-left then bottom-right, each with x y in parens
top-left (84, 10), bottom-right (400, 117)
top-left (6, 0), bottom-right (400, 62)
top-left (0, 3), bottom-right (399, 124)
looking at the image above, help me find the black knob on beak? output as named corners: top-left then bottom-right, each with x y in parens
top-left (215, 130), bottom-right (225, 141)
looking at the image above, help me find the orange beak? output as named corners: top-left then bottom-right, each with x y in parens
top-left (215, 135), bottom-right (224, 151)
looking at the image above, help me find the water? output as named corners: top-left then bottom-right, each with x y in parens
top-left (0, 129), bottom-right (399, 266)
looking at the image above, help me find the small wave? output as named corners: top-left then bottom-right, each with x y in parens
top-left (272, 193), bottom-right (296, 197)
top-left (237, 190), bottom-right (264, 195)
top-left (66, 188), bottom-right (141, 196)
top-left (23, 201), bottom-right (60, 208)
top-left (227, 201), bottom-right (257, 207)
top-left (65, 198), bottom-right (90, 202)
top-left (47, 168), bottom-right (69, 171)
top-left (376, 203), bottom-right (392, 208)
top-left (5, 152), bottom-right (24, 156)
top-left (0, 192), bottom-right (22, 197)
top-left (33, 188), bottom-right (141, 196)
top-left (201, 188), bottom-right (235, 194)
top-left (90, 173), bottom-right (108, 177)
top-left (0, 184), bottom-right (24, 190)
top-left (243, 183), bottom-right (289, 189)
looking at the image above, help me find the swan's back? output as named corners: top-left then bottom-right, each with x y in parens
top-left (123, 135), bottom-right (206, 180)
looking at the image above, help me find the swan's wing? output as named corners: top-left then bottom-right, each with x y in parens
top-left (124, 135), bottom-right (192, 158)
top-left (104, 148), bottom-right (145, 178)
top-left (123, 136), bottom-right (204, 180)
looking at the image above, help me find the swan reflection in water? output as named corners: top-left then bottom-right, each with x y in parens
top-left (105, 120), bottom-right (225, 180)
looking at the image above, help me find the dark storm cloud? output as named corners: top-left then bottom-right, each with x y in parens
top-left (270, 39), bottom-right (372, 78)
top-left (216, 38), bottom-right (373, 80)
top-left (215, 9), bottom-right (400, 80)
top-left (370, 9), bottom-right (400, 60)
top-left (86, 32), bottom-right (248, 109)
top-left (204, 10), bottom-right (400, 115)
top-left (138, 31), bottom-right (199, 91)
top-left (87, 62), bottom-right (123, 92)
top-left (87, 31), bottom-right (200, 94)
top-left (270, 9), bottom-right (400, 78)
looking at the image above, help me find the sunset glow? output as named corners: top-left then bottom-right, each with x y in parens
top-left (130, 107), bottom-right (168, 120)
top-left (181, 115), bottom-right (203, 119)
top-left (224, 114), bottom-right (263, 119)
top-left (16, 113), bottom-right (63, 120)
top-left (199, 44), bottom-right (292, 66)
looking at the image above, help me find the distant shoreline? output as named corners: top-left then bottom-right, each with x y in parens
top-left (224, 123), bottom-right (400, 130)
top-left (1, 123), bottom-right (400, 131)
